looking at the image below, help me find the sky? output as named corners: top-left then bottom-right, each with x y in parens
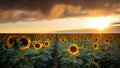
top-left (0, 0), bottom-right (120, 33)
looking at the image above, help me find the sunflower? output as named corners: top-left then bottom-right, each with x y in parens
top-left (44, 39), bottom-right (51, 48)
top-left (32, 41), bottom-right (36, 45)
top-left (18, 36), bottom-right (31, 50)
top-left (95, 38), bottom-right (99, 42)
top-left (3, 44), bottom-right (9, 51)
top-left (105, 39), bottom-right (110, 44)
top-left (109, 37), bottom-right (113, 40)
top-left (33, 41), bottom-right (43, 50)
top-left (7, 36), bottom-right (15, 48)
top-left (34, 35), bottom-right (42, 41)
top-left (73, 36), bottom-right (80, 42)
top-left (70, 35), bottom-right (76, 38)
top-left (68, 44), bottom-right (79, 55)
top-left (59, 36), bottom-right (67, 43)
top-left (84, 36), bottom-right (88, 40)
top-left (93, 43), bottom-right (98, 49)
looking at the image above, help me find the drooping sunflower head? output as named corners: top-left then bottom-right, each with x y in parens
top-left (33, 41), bottom-right (43, 50)
top-left (18, 36), bottom-right (31, 50)
top-left (68, 44), bottom-right (79, 55)
top-left (7, 36), bottom-right (15, 48)
top-left (93, 43), bottom-right (98, 49)
top-left (59, 36), bottom-right (67, 43)
top-left (44, 39), bottom-right (51, 48)
top-left (3, 44), bottom-right (9, 51)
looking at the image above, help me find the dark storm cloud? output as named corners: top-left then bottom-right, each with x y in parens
top-left (0, 0), bottom-right (120, 23)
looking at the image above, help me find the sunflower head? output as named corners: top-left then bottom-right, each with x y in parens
top-left (73, 37), bottom-right (80, 42)
top-left (84, 36), bottom-right (88, 40)
top-left (68, 44), bottom-right (79, 55)
top-left (32, 41), bottom-right (35, 45)
top-left (95, 38), bottom-right (99, 42)
top-left (59, 36), bottom-right (67, 43)
top-left (44, 39), bottom-right (51, 48)
top-left (93, 43), bottom-right (98, 49)
top-left (105, 39), bottom-right (110, 44)
top-left (3, 44), bottom-right (9, 51)
top-left (109, 37), bottom-right (113, 40)
top-left (33, 41), bottom-right (43, 50)
top-left (7, 36), bottom-right (15, 48)
top-left (18, 36), bottom-right (31, 50)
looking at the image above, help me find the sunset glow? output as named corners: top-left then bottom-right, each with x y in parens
top-left (87, 17), bottom-right (113, 30)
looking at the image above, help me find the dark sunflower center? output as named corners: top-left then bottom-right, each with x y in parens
top-left (106, 39), bottom-right (109, 42)
top-left (4, 45), bottom-right (9, 49)
top-left (62, 39), bottom-right (64, 42)
top-left (74, 38), bottom-right (77, 40)
top-left (70, 46), bottom-right (77, 52)
top-left (35, 44), bottom-right (40, 48)
top-left (94, 44), bottom-right (97, 48)
top-left (20, 38), bottom-right (28, 46)
top-left (45, 42), bottom-right (48, 46)
top-left (9, 38), bottom-right (14, 45)
top-left (95, 39), bottom-right (98, 41)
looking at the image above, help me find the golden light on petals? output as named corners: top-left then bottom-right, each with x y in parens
top-left (68, 44), bottom-right (79, 55)
top-left (44, 39), bottom-right (51, 48)
top-left (33, 41), bottom-right (43, 50)
top-left (93, 43), bottom-right (98, 49)
top-left (59, 36), bottom-right (67, 43)
top-left (7, 36), bottom-right (15, 48)
top-left (72, 36), bottom-right (80, 42)
top-left (3, 44), bottom-right (9, 51)
top-left (18, 36), bottom-right (31, 50)
top-left (95, 38), bottom-right (99, 42)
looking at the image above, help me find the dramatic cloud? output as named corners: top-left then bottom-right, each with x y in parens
top-left (0, 0), bottom-right (120, 23)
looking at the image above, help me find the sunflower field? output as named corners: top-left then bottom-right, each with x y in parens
top-left (0, 34), bottom-right (120, 68)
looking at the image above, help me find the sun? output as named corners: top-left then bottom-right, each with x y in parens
top-left (87, 17), bottom-right (112, 30)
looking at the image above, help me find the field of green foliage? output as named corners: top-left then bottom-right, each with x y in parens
top-left (0, 34), bottom-right (120, 68)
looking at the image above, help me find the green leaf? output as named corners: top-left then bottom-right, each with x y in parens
top-left (10, 57), bottom-right (20, 65)
top-left (0, 53), bottom-right (7, 63)
top-left (22, 63), bottom-right (34, 68)
top-left (77, 59), bottom-right (84, 65)
top-left (7, 48), bottom-right (15, 54)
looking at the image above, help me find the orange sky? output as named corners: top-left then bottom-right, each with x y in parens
top-left (0, 16), bottom-right (119, 33)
